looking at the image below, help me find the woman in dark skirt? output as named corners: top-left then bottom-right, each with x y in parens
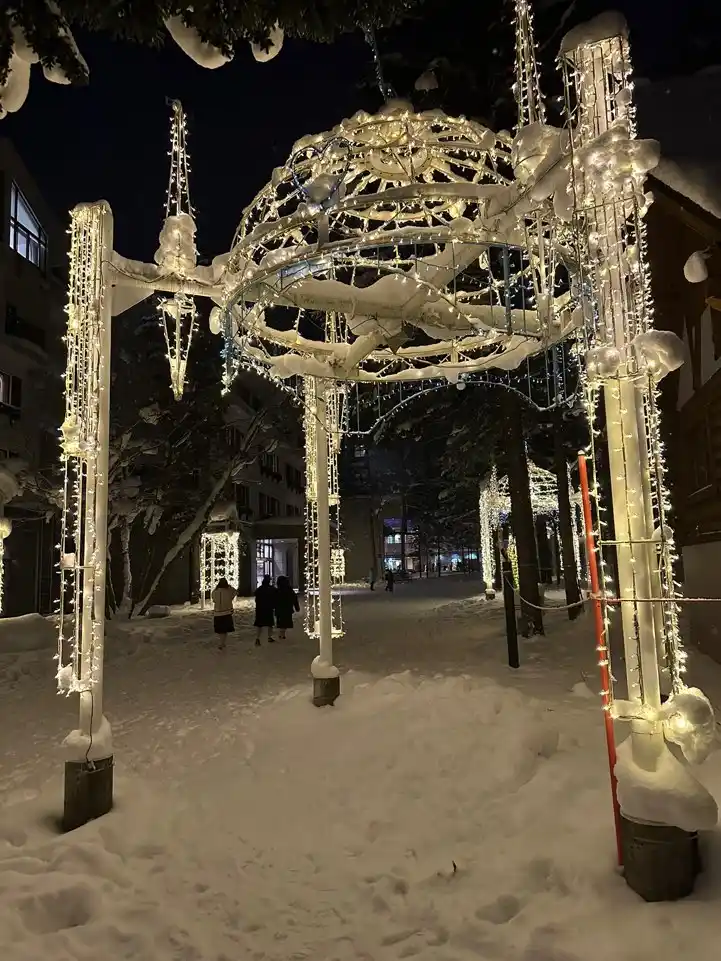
top-left (212, 577), bottom-right (236, 650)
top-left (274, 575), bottom-right (300, 640)
top-left (254, 574), bottom-right (276, 646)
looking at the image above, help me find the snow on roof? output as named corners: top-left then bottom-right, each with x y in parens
top-left (635, 70), bottom-right (721, 222)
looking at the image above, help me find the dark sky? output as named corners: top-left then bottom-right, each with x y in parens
top-left (3, 0), bottom-right (718, 265)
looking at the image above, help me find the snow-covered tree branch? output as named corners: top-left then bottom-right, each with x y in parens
top-left (1, 0), bottom-right (423, 117)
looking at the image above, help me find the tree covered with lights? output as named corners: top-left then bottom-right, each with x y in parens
top-left (105, 305), bottom-right (298, 617)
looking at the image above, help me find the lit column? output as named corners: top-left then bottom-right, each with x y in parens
top-left (566, 24), bottom-right (713, 898)
top-left (304, 376), bottom-right (340, 706)
top-left (58, 201), bottom-right (115, 831)
top-left (569, 36), bottom-right (662, 766)
top-left (478, 482), bottom-right (496, 598)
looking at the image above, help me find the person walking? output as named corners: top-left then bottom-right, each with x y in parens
top-left (254, 574), bottom-right (276, 646)
top-left (211, 576), bottom-right (236, 650)
top-left (385, 569), bottom-right (395, 593)
top-left (274, 575), bottom-right (300, 640)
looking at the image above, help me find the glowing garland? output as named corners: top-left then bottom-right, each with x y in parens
top-left (478, 459), bottom-right (582, 592)
top-left (0, 516), bottom-right (10, 613)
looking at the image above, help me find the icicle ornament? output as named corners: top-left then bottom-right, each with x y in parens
top-left (156, 100), bottom-right (198, 399)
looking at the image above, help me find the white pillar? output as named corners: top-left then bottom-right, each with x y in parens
top-left (305, 376), bottom-right (340, 705)
top-left (570, 38), bottom-right (663, 767)
top-left (314, 379), bottom-right (334, 669)
top-left (60, 201), bottom-right (115, 830)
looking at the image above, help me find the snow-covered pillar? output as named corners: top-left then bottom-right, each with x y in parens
top-left (569, 27), bottom-right (662, 766)
top-left (304, 376), bottom-right (340, 706)
top-left (58, 201), bottom-right (115, 831)
top-left (565, 18), bottom-right (716, 898)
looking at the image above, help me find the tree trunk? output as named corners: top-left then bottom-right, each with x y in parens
top-left (120, 518), bottom-right (133, 616)
top-left (131, 458), bottom-right (240, 616)
top-left (502, 391), bottom-right (543, 635)
top-left (554, 410), bottom-right (583, 621)
top-left (535, 516), bottom-right (552, 584)
top-left (106, 547), bottom-right (117, 618)
top-left (368, 502), bottom-right (378, 582)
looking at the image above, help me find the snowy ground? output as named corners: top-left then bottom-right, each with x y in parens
top-left (2, 576), bottom-right (721, 961)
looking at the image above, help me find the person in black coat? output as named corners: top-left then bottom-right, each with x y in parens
top-left (254, 574), bottom-right (276, 646)
top-left (274, 575), bottom-right (300, 640)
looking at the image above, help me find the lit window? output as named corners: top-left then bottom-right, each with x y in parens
top-left (0, 371), bottom-right (21, 409)
top-left (9, 183), bottom-right (47, 271)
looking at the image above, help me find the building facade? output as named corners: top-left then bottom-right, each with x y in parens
top-left (0, 139), bottom-right (65, 617)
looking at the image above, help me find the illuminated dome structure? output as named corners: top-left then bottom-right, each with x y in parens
top-left (215, 99), bottom-right (579, 389)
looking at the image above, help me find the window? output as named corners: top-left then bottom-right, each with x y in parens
top-left (259, 493), bottom-right (280, 517)
top-left (235, 483), bottom-right (249, 507)
top-left (687, 417), bottom-right (712, 495)
top-left (285, 463), bottom-right (304, 493)
top-left (0, 371), bottom-right (22, 410)
top-left (5, 305), bottom-right (46, 350)
top-left (225, 426), bottom-right (244, 452)
top-left (9, 183), bottom-right (47, 271)
top-left (261, 452), bottom-right (280, 477)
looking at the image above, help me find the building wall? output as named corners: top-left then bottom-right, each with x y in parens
top-left (0, 140), bottom-right (66, 616)
top-left (644, 179), bottom-right (721, 656)
top-left (341, 495), bottom-right (381, 583)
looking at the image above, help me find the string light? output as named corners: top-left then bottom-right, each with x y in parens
top-left (479, 458), bottom-right (582, 590)
top-left (57, 202), bottom-right (112, 697)
top-left (561, 22), bottom-right (690, 727)
top-left (0, 516), bottom-right (11, 613)
top-left (157, 100), bottom-right (197, 399)
top-left (303, 363), bottom-right (347, 642)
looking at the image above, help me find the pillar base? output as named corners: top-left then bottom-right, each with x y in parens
top-left (313, 675), bottom-right (340, 707)
top-left (620, 814), bottom-right (700, 902)
top-left (485, 589), bottom-right (496, 600)
top-left (63, 756), bottom-right (114, 832)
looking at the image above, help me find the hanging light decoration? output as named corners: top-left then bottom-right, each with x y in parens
top-left (156, 100), bottom-right (198, 399)
top-left (159, 293), bottom-right (198, 401)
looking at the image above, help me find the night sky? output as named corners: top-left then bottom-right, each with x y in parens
top-left (2, 0), bottom-right (718, 265)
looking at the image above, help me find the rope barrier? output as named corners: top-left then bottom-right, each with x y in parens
top-left (504, 577), bottom-right (721, 612)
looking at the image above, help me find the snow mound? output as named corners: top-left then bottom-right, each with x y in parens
top-left (0, 614), bottom-right (55, 654)
top-left (145, 606), bottom-right (170, 619)
top-left (615, 738), bottom-right (718, 832)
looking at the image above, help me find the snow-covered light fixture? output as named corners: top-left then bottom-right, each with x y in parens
top-left (200, 531), bottom-right (241, 605)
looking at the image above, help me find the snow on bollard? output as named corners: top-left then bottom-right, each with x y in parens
top-left (62, 716), bottom-right (114, 833)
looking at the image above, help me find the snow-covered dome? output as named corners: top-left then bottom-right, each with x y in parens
top-left (218, 101), bottom-right (578, 386)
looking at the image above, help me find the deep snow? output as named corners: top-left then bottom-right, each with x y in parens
top-left (2, 577), bottom-right (721, 961)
